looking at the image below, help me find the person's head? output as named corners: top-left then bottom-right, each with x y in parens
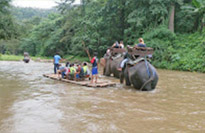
top-left (66, 62), bottom-right (70, 67)
top-left (138, 38), bottom-right (144, 44)
top-left (83, 62), bottom-right (87, 66)
top-left (77, 64), bottom-right (81, 67)
top-left (120, 41), bottom-right (123, 44)
top-left (56, 52), bottom-right (59, 55)
top-left (94, 52), bottom-right (98, 57)
top-left (70, 63), bottom-right (74, 67)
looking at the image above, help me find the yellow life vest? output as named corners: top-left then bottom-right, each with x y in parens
top-left (83, 66), bottom-right (88, 73)
top-left (70, 67), bottom-right (76, 74)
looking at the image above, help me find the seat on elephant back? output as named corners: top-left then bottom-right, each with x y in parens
top-left (110, 48), bottom-right (126, 56)
top-left (110, 48), bottom-right (126, 60)
top-left (125, 46), bottom-right (154, 66)
top-left (127, 46), bottom-right (154, 60)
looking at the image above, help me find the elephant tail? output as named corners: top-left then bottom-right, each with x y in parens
top-left (140, 67), bottom-right (155, 91)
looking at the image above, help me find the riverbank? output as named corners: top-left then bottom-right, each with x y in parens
top-left (0, 54), bottom-right (24, 61)
top-left (1, 49), bottom-right (204, 73)
top-left (0, 54), bottom-right (52, 62)
top-left (0, 54), bottom-right (89, 63)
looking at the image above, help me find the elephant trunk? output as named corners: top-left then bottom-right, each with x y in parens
top-left (140, 67), bottom-right (155, 91)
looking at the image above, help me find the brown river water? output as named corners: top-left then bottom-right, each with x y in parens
top-left (0, 61), bottom-right (204, 133)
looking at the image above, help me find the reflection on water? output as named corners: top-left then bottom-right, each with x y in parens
top-left (0, 61), bottom-right (205, 132)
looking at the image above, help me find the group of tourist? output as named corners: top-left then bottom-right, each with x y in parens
top-left (112, 41), bottom-right (124, 49)
top-left (112, 38), bottom-right (146, 49)
top-left (53, 52), bottom-right (98, 84)
top-left (57, 62), bottom-right (90, 81)
top-left (113, 38), bottom-right (146, 49)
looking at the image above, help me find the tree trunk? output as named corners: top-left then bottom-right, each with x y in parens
top-left (119, 0), bottom-right (125, 40)
top-left (169, 4), bottom-right (175, 33)
top-left (200, 17), bottom-right (205, 33)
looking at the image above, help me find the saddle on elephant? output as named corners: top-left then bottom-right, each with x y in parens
top-left (110, 48), bottom-right (126, 56)
top-left (127, 46), bottom-right (154, 58)
top-left (125, 46), bottom-right (154, 67)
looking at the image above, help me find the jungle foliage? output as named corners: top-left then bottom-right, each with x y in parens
top-left (0, 0), bottom-right (204, 72)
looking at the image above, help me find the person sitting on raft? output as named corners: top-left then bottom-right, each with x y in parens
top-left (75, 64), bottom-right (84, 81)
top-left (57, 62), bottom-right (70, 79)
top-left (67, 63), bottom-right (76, 80)
top-left (83, 62), bottom-right (90, 78)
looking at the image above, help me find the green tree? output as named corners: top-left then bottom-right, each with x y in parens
top-left (0, 0), bottom-right (19, 40)
top-left (182, 0), bottom-right (205, 31)
top-left (167, 0), bottom-right (183, 33)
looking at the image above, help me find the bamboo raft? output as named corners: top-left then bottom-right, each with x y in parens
top-left (43, 74), bottom-right (116, 88)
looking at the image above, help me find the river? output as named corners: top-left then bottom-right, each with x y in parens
top-left (0, 61), bottom-right (204, 132)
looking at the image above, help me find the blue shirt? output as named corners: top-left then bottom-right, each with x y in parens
top-left (54, 55), bottom-right (61, 64)
top-left (137, 43), bottom-right (146, 47)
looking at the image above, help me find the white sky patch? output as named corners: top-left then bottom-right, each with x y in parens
top-left (12, 0), bottom-right (81, 9)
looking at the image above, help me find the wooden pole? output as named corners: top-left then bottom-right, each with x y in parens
top-left (82, 41), bottom-right (92, 61)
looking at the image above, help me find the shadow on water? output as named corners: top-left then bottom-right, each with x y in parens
top-left (0, 61), bottom-right (205, 132)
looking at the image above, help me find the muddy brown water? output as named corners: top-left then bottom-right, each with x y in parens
top-left (0, 61), bottom-right (204, 132)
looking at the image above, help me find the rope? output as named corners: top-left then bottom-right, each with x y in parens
top-left (139, 56), bottom-right (153, 91)
top-left (145, 56), bottom-right (151, 78)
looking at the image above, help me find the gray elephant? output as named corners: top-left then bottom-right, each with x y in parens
top-left (120, 59), bottom-right (158, 91)
top-left (23, 52), bottom-right (30, 63)
top-left (103, 54), bottom-right (123, 78)
top-left (100, 48), bottom-right (125, 78)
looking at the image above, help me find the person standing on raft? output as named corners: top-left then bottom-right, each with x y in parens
top-left (90, 52), bottom-right (98, 84)
top-left (53, 52), bottom-right (62, 74)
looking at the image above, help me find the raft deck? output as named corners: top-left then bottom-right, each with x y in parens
top-left (43, 74), bottom-right (116, 88)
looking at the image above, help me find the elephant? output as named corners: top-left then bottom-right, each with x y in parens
top-left (101, 53), bottom-right (123, 78)
top-left (23, 52), bottom-right (30, 63)
top-left (120, 59), bottom-right (158, 91)
top-left (23, 56), bottom-right (30, 63)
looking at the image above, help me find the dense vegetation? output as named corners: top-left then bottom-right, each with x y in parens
top-left (0, 0), bottom-right (204, 72)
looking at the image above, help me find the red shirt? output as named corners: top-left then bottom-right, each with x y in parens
top-left (91, 57), bottom-right (95, 64)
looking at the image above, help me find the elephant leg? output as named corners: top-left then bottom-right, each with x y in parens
top-left (124, 66), bottom-right (131, 86)
top-left (114, 72), bottom-right (120, 78)
top-left (105, 60), bottom-right (111, 76)
top-left (103, 67), bottom-right (105, 75)
top-left (120, 71), bottom-right (124, 84)
top-left (105, 70), bottom-right (111, 76)
top-left (125, 76), bottom-right (131, 86)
